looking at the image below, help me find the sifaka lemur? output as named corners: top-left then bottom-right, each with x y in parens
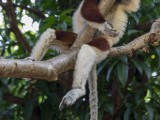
top-left (28, 0), bottom-right (140, 120)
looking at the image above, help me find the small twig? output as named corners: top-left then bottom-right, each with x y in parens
top-left (13, 4), bottom-right (46, 19)
top-left (135, 20), bottom-right (156, 31)
top-left (3, 93), bottom-right (25, 105)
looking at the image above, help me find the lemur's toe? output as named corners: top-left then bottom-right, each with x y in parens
top-left (59, 90), bottom-right (78, 110)
top-left (41, 28), bottom-right (56, 41)
top-left (46, 28), bottom-right (56, 39)
top-left (59, 89), bottom-right (84, 111)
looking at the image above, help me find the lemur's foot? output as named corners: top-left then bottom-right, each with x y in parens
top-left (103, 21), bottom-right (119, 37)
top-left (41, 28), bottom-right (56, 41)
top-left (59, 89), bottom-right (85, 111)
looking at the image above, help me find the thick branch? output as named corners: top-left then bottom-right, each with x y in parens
top-left (0, 48), bottom-right (78, 80)
top-left (0, 1), bottom-right (159, 81)
top-left (0, 31), bottom-right (159, 81)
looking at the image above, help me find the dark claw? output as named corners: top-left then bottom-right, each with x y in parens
top-left (59, 98), bottom-right (66, 111)
top-left (25, 57), bottom-right (35, 61)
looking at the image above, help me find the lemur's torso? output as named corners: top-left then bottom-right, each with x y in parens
top-left (72, 0), bottom-right (139, 46)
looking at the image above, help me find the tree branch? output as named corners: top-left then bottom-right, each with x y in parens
top-left (3, 93), bottom-right (25, 105)
top-left (0, 0), bottom-right (159, 81)
top-left (13, 3), bottom-right (46, 19)
top-left (0, 28), bottom-right (159, 81)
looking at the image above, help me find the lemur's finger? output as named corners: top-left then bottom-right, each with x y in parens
top-left (59, 96), bottom-right (67, 111)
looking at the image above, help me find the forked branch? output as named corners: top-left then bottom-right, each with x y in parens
top-left (0, 0), bottom-right (159, 81)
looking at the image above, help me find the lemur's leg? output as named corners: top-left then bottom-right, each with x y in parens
top-left (28, 28), bottom-right (77, 61)
top-left (81, 0), bottom-right (118, 37)
top-left (59, 37), bottom-right (110, 110)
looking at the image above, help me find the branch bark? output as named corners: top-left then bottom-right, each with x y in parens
top-left (0, 30), bottom-right (159, 81)
top-left (13, 3), bottom-right (46, 19)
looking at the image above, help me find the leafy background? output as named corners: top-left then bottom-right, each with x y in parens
top-left (0, 0), bottom-right (160, 120)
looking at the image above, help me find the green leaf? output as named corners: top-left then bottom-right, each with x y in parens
top-left (141, 63), bottom-right (151, 79)
top-left (106, 60), bottom-right (118, 81)
top-left (156, 48), bottom-right (160, 68)
top-left (131, 59), bottom-right (143, 75)
top-left (97, 58), bottom-right (110, 75)
top-left (124, 107), bottom-right (131, 120)
top-left (117, 60), bottom-right (129, 87)
top-left (145, 104), bottom-right (154, 120)
top-left (23, 98), bottom-right (37, 120)
top-left (118, 56), bottom-right (128, 64)
top-left (41, 99), bottom-right (53, 120)
top-left (104, 103), bottom-right (114, 114)
top-left (40, 16), bottom-right (56, 32)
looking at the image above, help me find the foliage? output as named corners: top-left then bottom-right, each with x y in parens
top-left (0, 0), bottom-right (160, 120)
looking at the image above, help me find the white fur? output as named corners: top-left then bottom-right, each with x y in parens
top-left (73, 0), bottom-right (140, 46)
top-left (72, 1), bottom-right (85, 34)
top-left (72, 45), bottom-right (97, 88)
top-left (31, 28), bottom-right (56, 61)
top-left (59, 88), bottom-right (86, 110)
top-left (59, 45), bottom-right (97, 109)
top-left (121, 0), bottom-right (140, 12)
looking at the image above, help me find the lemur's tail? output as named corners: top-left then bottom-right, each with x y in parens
top-left (89, 65), bottom-right (98, 120)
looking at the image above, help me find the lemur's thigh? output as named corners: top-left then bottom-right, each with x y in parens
top-left (29, 29), bottom-right (77, 61)
top-left (55, 30), bottom-right (77, 46)
top-left (50, 30), bottom-right (77, 52)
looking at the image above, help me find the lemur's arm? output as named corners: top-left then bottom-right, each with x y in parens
top-left (81, 0), bottom-right (105, 23)
top-left (80, 0), bottom-right (118, 37)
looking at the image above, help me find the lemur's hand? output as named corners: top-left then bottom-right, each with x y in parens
top-left (102, 21), bottom-right (119, 37)
top-left (59, 89), bottom-right (85, 111)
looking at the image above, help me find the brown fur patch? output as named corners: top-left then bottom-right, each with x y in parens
top-left (87, 37), bottom-right (110, 51)
top-left (81, 0), bottom-right (105, 23)
top-left (55, 30), bottom-right (77, 45)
